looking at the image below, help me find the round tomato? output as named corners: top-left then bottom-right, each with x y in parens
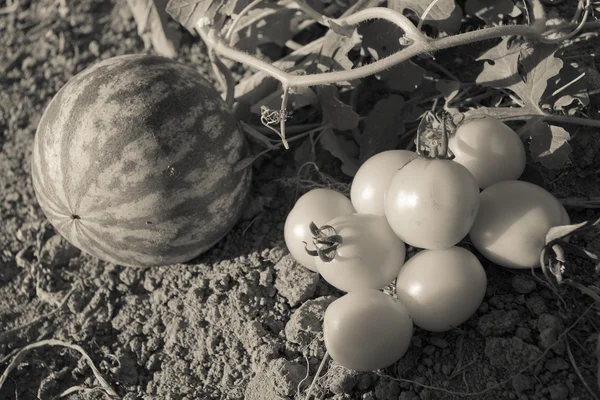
top-left (384, 158), bottom-right (480, 250)
top-left (350, 150), bottom-right (417, 216)
top-left (469, 180), bottom-right (570, 269)
top-left (449, 117), bottom-right (526, 189)
top-left (284, 189), bottom-right (356, 272)
top-left (314, 213), bottom-right (406, 292)
top-left (395, 247), bottom-right (487, 332)
top-left (324, 289), bottom-right (413, 371)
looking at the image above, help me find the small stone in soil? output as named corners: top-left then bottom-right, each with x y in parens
top-left (374, 380), bottom-right (401, 399)
top-left (536, 313), bottom-right (565, 333)
top-left (545, 357), bottom-right (569, 372)
top-left (478, 310), bottom-right (520, 336)
top-left (399, 391), bottom-right (418, 400)
top-left (324, 362), bottom-right (359, 394)
top-left (526, 294), bottom-right (548, 316)
top-left (511, 275), bottom-right (537, 294)
top-left (515, 327), bottom-right (532, 342)
top-left (512, 374), bottom-right (534, 393)
top-left (429, 337), bottom-right (448, 348)
top-left (547, 383), bottom-right (569, 400)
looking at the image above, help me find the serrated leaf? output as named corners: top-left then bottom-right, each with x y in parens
top-left (231, 5), bottom-right (307, 51)
top-left (313, 27), bottom-right (362, 82)
top-left (378, 61), bottom-right (426, 93)
top-left (128, 0), bottom-right (181, 57)
top-left (476, 38), bottom-right (562, 112)
top-left (320, 127), bottom-right (359, 176)
top-left (329, 20), bottom-right (356, 38)
top-left (542, 63), bottom-right (589, 113)
top-left (294, 137), bottom-right (316, 166)
top-left (389, 0), bottom-right (463, 35)
top-left (519, 163), bottom-right (545, 186)
top-left (464, 0), bottom-right (521, 25)
top-left (166, 0), bottom-right (227, 32)
top-left (240, 122), bottom-right (276, 149)
top-left (359, 20), bottom-right (406, 60)
top-left (359, 95), bottom-right (404, 162)
top-left (316, 86), bottom-right (360, 131)
top-left (519, 118), bottom-right (571, 169)
top-left (250, 85), bottom-right (319, 115)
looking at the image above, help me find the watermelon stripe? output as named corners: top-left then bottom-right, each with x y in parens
top-left (32, 122), bottom-right (72, 215)
top-left (32, 171), bottom-right (67, 218)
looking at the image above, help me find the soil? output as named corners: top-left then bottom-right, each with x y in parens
top-left (1, 1), bottom-right (599, 400)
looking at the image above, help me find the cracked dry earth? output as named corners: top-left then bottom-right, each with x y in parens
top-left (1, 0), bottom-right (600, 399)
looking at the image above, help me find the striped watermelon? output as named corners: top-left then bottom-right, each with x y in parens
top-left (31, 54), bottom-right (252, 267)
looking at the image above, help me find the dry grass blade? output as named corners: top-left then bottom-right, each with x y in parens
top-left (0, 284), bottom-right (79, 345)
top-left (0, 339), bottom-right (120, 399)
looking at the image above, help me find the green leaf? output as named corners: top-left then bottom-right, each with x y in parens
top-left (359, 20), bottom-right (406, 60)
top-left (328, 20), bottom-right (356, 38)
top-left (230, 5), bottom-right (308, 51)
top-left (519, 118), bottom-right (572, 169)
top-left (315, 27), bottom-right (362, 81)
top-left (542, 63), bottom-right (589, 114)
top-left (319, 127), bottom-right (360, 177)
top-left (293, 137), bottom-right (316, 166)
top-left (476, 39), bottom-right (562, 112)
top-left (359, 95), bottom-right (404, 162)
top-left (166, 0), bottom-right (227, 32)
top-left (378, 61), bottom-right (426, 93)
top-left (250, 85), bottom-right (319, 115)
top-left (316, 86), bottom-right (360, 131)
top-left (464, 0), bottom-right (521, 25)
top-left (388, 0), bottom-right (463, 35)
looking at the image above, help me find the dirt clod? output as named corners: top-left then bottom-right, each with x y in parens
top-left (39, 234), bottom-right (81, 267)
top-left (275, 254), bottom-right (320, 306)
top-left (478, 309), bottom-right (521, 336)
top-left (485, 337), bottom-right (542, 371)
top-left (285, 295), bottom-right (336, 346)
top-left (511, 275), bottom-right (537, 294)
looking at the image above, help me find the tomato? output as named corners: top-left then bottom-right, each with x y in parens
top-left (350, 150), bottom-right (417, 216)
top-left (384, 158), bottom-right (480, 250)
top-left (449, 117), bottom-right (526, 189)
top-left (284, 189), bottom-right (356, 272)
top-left (469, 180), bottom-right (570, 269)
top-left (324, 289), bottom-right (413, 371)
top-left (395, 247), bottom-right (487, 332)
top-left (313, 213), bottom-right (406, 292)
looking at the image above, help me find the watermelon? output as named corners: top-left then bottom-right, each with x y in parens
top-left (31, 54), bottom-right (252, 267)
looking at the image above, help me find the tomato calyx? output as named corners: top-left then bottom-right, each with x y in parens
top-left (303, 221), bottom-right (343, 262)
top-left (415, 111), bottom-right (456, 160)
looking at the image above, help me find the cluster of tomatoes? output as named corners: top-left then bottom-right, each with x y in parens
top-left (284, 117), bottom-right (570, 372)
